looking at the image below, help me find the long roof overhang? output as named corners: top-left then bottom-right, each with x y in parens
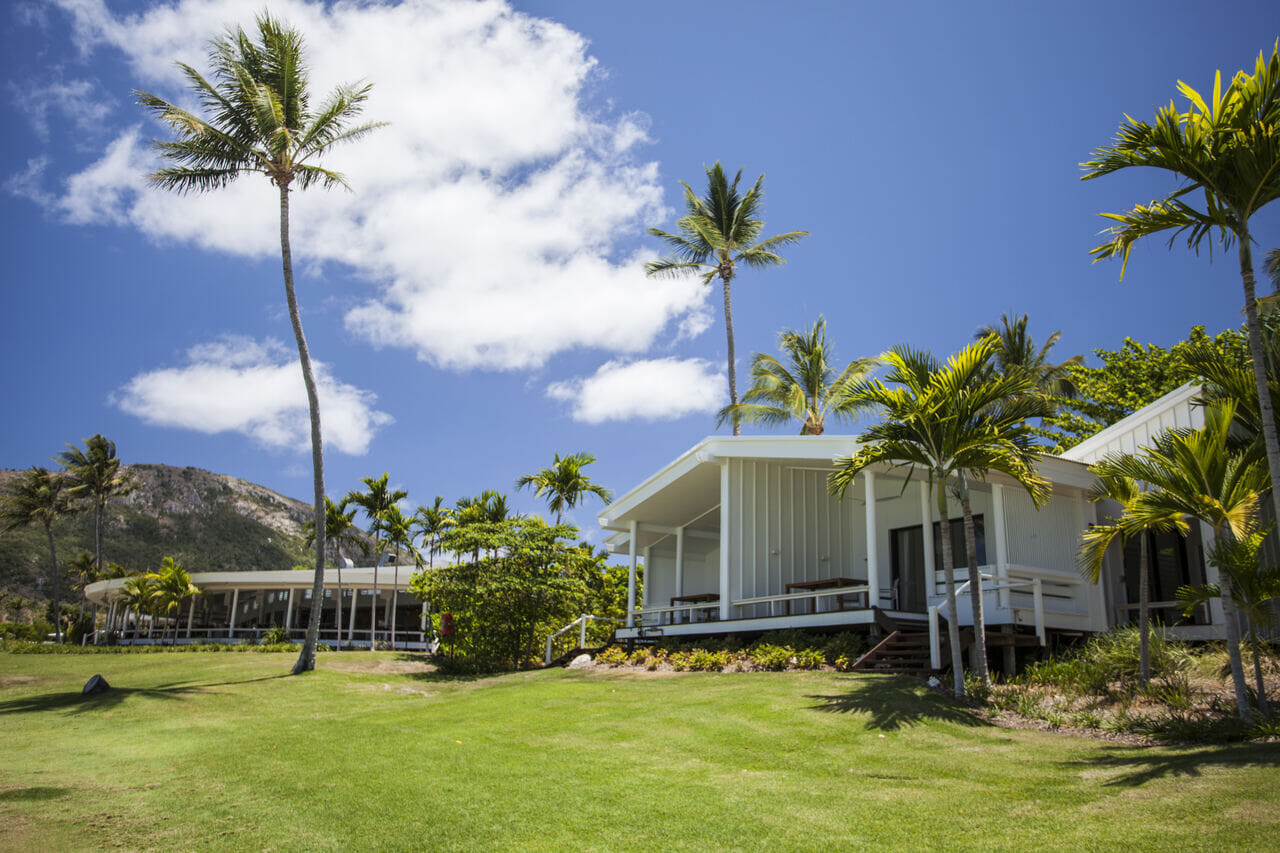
top-left (597, 435), bottom-right (1097, 553)
top-left (85, 566), bottom-right (413, 606)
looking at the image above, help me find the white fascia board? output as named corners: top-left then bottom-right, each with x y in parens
top-left (597, 436), bottom-right (718, 532)
top-left (1061, 382), bottom-right (1203, 463)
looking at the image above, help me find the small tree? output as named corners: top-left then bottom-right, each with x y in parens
top-left (0, 468), bottom-right (74, 642)
top-left (516, 453), bottom-right (612, 524)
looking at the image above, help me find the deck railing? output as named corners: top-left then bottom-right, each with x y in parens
top-left (544, 614), bottom-right (624, 665)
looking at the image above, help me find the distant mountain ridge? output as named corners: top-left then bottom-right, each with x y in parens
top-left (0, 464), bottom-right (323, 597)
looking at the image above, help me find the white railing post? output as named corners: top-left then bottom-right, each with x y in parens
top-left (627, 520), bottom-right (638, 628)
top-left (545, 635), bottom-right (554, 666)
top-left (579, 614), bottom-right (588, 649)
top-left (1033, 578), bottom-right (1045, 646)
top-left (929, 605), bottom-right (941, 670)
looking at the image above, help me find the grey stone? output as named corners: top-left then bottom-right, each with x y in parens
top-left (82, 674), bottom-right (110, 695)
top-left (566, 653), bottom-right (594, 670)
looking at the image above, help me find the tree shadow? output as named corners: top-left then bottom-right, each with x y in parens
top-left (806, 675), bottom-right (992, 731)
top-left (1058, 741), bottom-right (1280, 787)
top-left (0, 674), bottom-right (289, 717)
top-left (0, 786), bottom-right (75, 802)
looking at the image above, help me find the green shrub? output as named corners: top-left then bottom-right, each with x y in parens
top-left (820, 632), bottom-right (866, 665)
top-left (750, 643), bottom-right (792, 671)
top-left (595, 646), bottom-right (628, 667)
top-left (688, 649), bottom-right (730, 671)
top-left (790, 649), bottom-right (825, 670)
top-left (262, 625), bottom-right (290, 645)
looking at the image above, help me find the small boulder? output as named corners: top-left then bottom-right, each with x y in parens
top-left (567, 653), bottom-right (594, 670)
top-left (82, 674), bottom-right (110, 696)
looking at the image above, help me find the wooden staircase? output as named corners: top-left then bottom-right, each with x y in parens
top-left (849, 630), bottom-right (933, 675)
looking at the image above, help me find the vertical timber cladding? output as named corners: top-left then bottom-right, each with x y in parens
top-left (1003, 485), bottom-right (1082, 575)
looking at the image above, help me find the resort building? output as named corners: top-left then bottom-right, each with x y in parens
top-left (86, 566), bottom-right (429, 649)
top-left (599, 383), bottom-right (1224, 662)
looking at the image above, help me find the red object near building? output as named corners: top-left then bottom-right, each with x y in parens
top-left (440, 613), bottom-right (455, 636)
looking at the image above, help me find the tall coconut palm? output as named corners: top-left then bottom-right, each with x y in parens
top-left (974, 313), bottom-right (1083, 399)
top-left (304, 496), bottom-right (367, 650)
top-left (829, 339), bottom-right (1050, 695)
top-left (516, 453), bottom-right (613, 524)
top-left (1, 467), bottom-right (75, 642)
top-left (718, 316), bottom-right (878, 435)
top-left (137, 14), bottom-right (383, 674)
top-left (1086, 401), bottom-right (1269, 719)
top-left (381, 505), bottom-right (417, 650)
top-left (346, 473), bottom-right (408, 649)
top-left (413, 497), bottom-right (453, 569)
top-left (1082, 43), bottom-right (1280, 531)
top-left (645, 163), bottom-right (808, 435)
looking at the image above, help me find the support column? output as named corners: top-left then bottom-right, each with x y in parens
top-left (285, 589), bottom-right (296, 631)
top-left (186, 596), bottom-right (195, 639)
top-left (626, 520), bottom-right (638, 628)
top-left (920, 479), bottom-right (936, 597)
top-left (348, 588), bottom-right (358, 644)
top-left (719, 461), bottom-right (732, 621)
top-left (642, 547), bottom-right (652, 608)
top-left (992, 483), bottom-right (1009, 607)
top-left (864, 470), bottom-right (880, 608)
top-left (228, 589), bottom-right (240, 640)
top-left (675, 526), bottom-right (685, 598)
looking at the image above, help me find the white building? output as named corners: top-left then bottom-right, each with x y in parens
top-left (600, 383), bottom-right (1221, 657)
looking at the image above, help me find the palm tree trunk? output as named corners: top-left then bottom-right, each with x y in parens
top-left (1238, 230), bottom-right (1280, 529)
top-left (371, 557), bottom-right (379, 651)
top-left (720, 271), bottom-right (740, 436)
top-left (334, 544), bottom-right (344, 651)
top-left (1138, 533), bottom-right (1150, 687)
top-left (45, 524), bottom-right (62, 643)
top-left (1219, 569), bottom-right (1253, 720)
top-left (959, 482), bottom-right (989, 685)
top-left (280, 181), bottom-right (328, 676)
top-left (936, 475), bottom-right (964, 697)
top-left (1250, 631), bottom-right (1271, 718)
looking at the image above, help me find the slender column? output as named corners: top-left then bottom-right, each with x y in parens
top-left (186, 596), bottom-right (195, 639)
top-left (642, 547), bottom-right (652, 608)
top-left (719, 461), bottom-right (731, 621)
top-left (285, 589), bottom-right (296, 631)
top-left (228, 589), bottom-right (240, 640)
top-left (864, 470), bottom-right (879, 608)
top-left (675, 526), bottom-right (685, 598)
top-left (920, 479), bottom-right (936, 596)
top-left (992, 483), bottom-right (1009, 607)
top-left (348, 589), bottom-right (358, 643)
top-left (626, 520), bottom-right (638, 628)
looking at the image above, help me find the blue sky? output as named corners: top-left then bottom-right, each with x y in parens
top-left (3, 0), bottom-right (1278, 545)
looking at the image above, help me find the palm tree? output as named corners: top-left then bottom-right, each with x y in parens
top-left (1082, 44), bottom-right (1280, 531)
top-left (516, 453), bottom-right (613, 524)
top-left (153, 557), bottom-right (201, 645)
top-left (67, 551), bottom-right (100, 644)
top-left (413, 497), bottom-right (453, 569)
top-left (56, 435), bottom-right (134, 595)
top-left (1079, 474), bottom-right (1174, 687)
top-left (1, 467), bottom-right (75, 642)
top-left (118, 573), bottom-right (158, 643)
top-left (829, 339), bottom-right (1050, 695)
top-left (136, 14), bottom-right (383, 674)
top-left (346, 474), bottom-right (408, 649)
top-left (304, 496), bottom-right (367, 649)
top-left (381, 505), bottom-right (417, 651)
top-left (1179, 530), bottom-right (1280, 716)
top-left (974, 313), bottom-right (1083, 399)
top-left (1086, 401), bottom-right (1269, 719)
top-left (645, 163), bottom-right (808, 435)
top-left (717, 316), bottom-right (877, 435)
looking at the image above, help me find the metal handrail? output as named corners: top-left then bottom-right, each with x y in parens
top-left (544, 614), bottom-right (624, 665)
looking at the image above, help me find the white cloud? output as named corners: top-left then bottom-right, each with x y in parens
top-left (39, 0), bottom-right (706, 371)
top-left (546, 358), bottom-right (724, 424)
top-left (112, 336), bottom-right (393, 454)
top-left (9, 77), bottom-right (113, 141)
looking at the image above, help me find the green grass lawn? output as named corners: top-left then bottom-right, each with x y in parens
top-left (1, 652), bottom-right (1277, 852)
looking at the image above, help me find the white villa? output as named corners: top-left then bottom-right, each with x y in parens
top-left (599, 383), bottom-right (1222, 666)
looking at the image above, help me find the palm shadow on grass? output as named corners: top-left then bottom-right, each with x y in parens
top-left (0, 674), bottom-right (289, 717)
top-left (1058, 741), bottom-right (1280, 787)
top-left (806, 675), bottom-right (991, 731)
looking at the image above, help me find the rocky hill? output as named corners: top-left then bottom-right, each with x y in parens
top-left (0, 464), bottom-right (330, 598)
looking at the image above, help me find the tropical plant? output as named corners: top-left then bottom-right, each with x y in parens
top-left (1085, 402), bottom-right (1269, 719)
top-left (413, 496), bottom-right (453, 569)
top-left (975, 313), bottom-right (1083, 400)
top-left (717, 316), bottom-right (877, 435)
top-left (152, 557), bottom-right (201, 645)
top-left (1082, 43), bottom-right (1280, 531)
top-left (137, 14), bottom-right (383, 674)
top-left (828, 338), bottom-right (1050, 694)
top-left (346, 473), bottom-right (408, 649)
top-left (57, 435), bottom-right (134, 628)
top-left (1079, 474), bottom-right (1174, 687)
top-left (645, 163), bottom-right (808, 435)
top-left (381, 505), bottom-right (417, 650)
top-left (516, 452), bottom-right (613, 524)
top-left (118, 573), bottom-right (158, 642)
top-left (1178, 530), bottom-right (1280, 716)
top-left (0, 467), bottom-right (76, 642)
top-left (66, 551), bottom-right (100, 643)
top-left (304, 496), bottom-right (367, 649)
